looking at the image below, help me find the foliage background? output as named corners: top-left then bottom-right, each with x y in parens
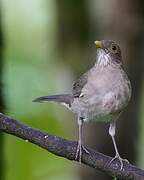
top-left (0, 0), bottom-right (144, 180)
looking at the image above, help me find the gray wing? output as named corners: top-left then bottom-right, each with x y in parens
top-left (72, 73), bottom-right (88, 98)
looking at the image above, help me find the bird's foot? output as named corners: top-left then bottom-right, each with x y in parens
top-left (82, 145), bottom-right (90, 154)
top-left (75, 144), bottom-right (89, 164)
top-left (109, 154), bottom-right (129, 170)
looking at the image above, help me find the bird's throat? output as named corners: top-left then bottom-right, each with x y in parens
top-left (96, 49), bottom-right (111, 67)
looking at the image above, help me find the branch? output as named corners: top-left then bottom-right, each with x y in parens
top-left (0, 113), bottom-right (143, 179)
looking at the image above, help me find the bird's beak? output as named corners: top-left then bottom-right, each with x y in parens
top-left (94, 41), bottom-right (103, 48)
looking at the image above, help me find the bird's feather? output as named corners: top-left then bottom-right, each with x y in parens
top-left (33, 94), bottom-right (73, 107)
top-left (72, 73), bottom-right (88, 98)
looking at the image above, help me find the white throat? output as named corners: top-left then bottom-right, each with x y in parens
top-left (96, 49), bottom-right (111, 67)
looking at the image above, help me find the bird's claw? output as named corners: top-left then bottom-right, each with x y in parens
top-left (75, 144), bottom-right (89, 163)
top-left (82, 146), bottom-right (90, 154)
top-left (109, 154), bottom-right (129, 170)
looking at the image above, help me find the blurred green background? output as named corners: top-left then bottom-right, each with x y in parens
top-left (0, 0), bottom-right (144, 180)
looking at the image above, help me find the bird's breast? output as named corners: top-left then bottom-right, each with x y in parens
top-left (71, 66), bottom-right (131, 122)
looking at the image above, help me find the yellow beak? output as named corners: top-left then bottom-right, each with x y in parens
top-left (94, 41), bottom-right (103, 48)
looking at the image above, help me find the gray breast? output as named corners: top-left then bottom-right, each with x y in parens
top-left (71, 65), bottom-right (131, 122)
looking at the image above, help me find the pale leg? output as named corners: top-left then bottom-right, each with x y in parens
top-left (109, 121), bottom-right (124, 170)
top-left (75, 117), bottom-right (89, 163)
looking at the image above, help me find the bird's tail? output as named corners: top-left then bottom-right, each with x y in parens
top-left (33, 94), bottom-right (73, 108)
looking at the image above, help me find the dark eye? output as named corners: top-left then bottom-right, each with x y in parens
top-left (110, 44), bottom-right (118, 53)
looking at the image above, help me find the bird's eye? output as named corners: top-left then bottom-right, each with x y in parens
top-left (110, 44), bottom-right (118, 53)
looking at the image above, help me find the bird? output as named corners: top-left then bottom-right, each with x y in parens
top-left (33, 40), bottom-right (132, 170)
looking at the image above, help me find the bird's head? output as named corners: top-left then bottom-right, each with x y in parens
top-left (94, 40), bottom-right (122, 67)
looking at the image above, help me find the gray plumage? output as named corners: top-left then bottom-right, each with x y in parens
top-left (33, 40), bottom-right (132, 168)
top-left (71, 63), bottom-right (131, 122)
top-left (72, 72), bottom-right (88, 98)
top-left (33, 40), bottom-right (131, 123)
top-left (33, 94), bottom-right (73, 107)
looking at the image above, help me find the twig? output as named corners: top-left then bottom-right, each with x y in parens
top-left (0, 113), bottom-right (143, 179)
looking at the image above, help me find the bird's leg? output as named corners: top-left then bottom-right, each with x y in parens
top-left (75, 117), bottom-right (83, 163)
top-left (75, 117), bottom-right (89, 164)
top-left (109, 121), bottom-right (124, 170)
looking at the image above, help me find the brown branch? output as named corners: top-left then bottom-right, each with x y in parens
top-left (0, 113), bottom-right (143, 179)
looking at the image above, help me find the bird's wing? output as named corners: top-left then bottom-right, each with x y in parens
top-left (72, 73), bottom-right (88, 98)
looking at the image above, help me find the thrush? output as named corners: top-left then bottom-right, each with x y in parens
top-left (33, 40), bottom-right (132, 169)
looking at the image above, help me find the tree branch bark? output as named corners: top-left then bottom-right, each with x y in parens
top-left (0, 113), bottom-right (143, 180)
